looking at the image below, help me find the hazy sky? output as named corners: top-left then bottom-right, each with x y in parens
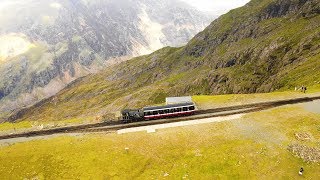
top-left (181, 0), bottom-right (250, 15)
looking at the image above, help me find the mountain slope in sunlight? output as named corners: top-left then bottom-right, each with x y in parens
top-left (6, 0), bottom-right (320, 122)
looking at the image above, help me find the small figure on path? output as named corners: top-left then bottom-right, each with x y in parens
top-left (301, 86), bottom-right (306, 93)
top-left (300, 85), bottom-right (307, 93)
top-left (299, 167), bottom-right (304, 176)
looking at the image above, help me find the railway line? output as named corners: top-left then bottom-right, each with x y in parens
top-left (0, 96), bottom-right (319, 140)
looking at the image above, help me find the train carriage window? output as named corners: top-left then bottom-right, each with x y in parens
top-left (189, 106), bottom-right (195, 110)
top-left (169, 109), bottom-right (174, 113)
top-left (177, 108), bottom-right (182, 112)
top-left (183, 107), bottom-right (188, 111)
top-left (146, 112), bottom-right (152, 116)
top-left (164, 109), bottom-right (169, 114)
top-left (159, 110), bottom-right (164, 114)
top-left (153, 111), bottom-right (158, 115)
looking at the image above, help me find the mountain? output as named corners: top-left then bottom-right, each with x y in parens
top-left (6, 0), bottom-right (320, 122)
top-left (0, 0), bottom-right (213, 114)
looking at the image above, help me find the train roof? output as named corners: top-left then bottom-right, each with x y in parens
top-left (143, 102), bottom-right (194, 111)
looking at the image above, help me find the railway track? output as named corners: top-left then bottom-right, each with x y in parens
top-left (0, 96), bottom-right (319, 140)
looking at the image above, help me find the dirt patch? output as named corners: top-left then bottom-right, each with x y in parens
top-left (0, 133), bottom-right (85, 147)
top-left (301, 100), bottom-right (320, 114)
top-left (288, 144), bottom-right (320, 163)
top-left (231, 118), bottom-right (287, 145)
top-left (294, 132), bottom-right (313, 141)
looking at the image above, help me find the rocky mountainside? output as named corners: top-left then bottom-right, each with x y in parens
top-left (0, 0), bottom-right (213, 114)
top-left (6, 0), bottom-right (320, 122)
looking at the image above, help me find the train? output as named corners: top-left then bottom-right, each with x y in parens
top-left (120, 102), bottom-right (197, 123)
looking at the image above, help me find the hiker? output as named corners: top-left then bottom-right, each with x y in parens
top-left (299, 167), bottom-right (304, 176)
top-left (301, 86), bottom-right (307, 93)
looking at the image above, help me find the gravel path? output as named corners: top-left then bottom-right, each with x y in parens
top-left (117, 114), bottom-right (244, 134)
top-left (300, 100), bottom-right (320, 114)
top-left (0, 133), bottom-right (85, 147)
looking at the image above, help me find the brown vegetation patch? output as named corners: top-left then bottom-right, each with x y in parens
top-left (294, 132), bottom-right (313, 141)
top-left (288, 144), bottom-right (320, 163)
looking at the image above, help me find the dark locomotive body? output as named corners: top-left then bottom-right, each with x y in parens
top-left (120, 109), bottom-right (144, 123)
top-left (120, 102), bottom-right (196, 123)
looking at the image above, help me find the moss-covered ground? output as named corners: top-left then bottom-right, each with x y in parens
top-left (0, 104), bottom-right (319, 179)
top-left (192, 90), bottom-right (320, 109)
top-left (0, 117), bottom-right (96, 134)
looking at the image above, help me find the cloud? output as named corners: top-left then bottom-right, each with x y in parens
top-left (0, 33), bottom-right (34, 62)
top-left (50, 2), bottom-right (62, 9)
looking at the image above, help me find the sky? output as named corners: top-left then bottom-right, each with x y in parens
top-left (180, 0), bottom-right (250, 16)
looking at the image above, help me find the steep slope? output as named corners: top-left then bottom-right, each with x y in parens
top-left (7, 0), bottom-right (320, 122)
top-left (0, 0), bottom-right (213, 113)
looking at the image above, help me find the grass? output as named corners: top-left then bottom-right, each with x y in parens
top-left (192, 90), bottom-right (320, 109)
top-left (1, 88), bottom-right (319, 133)
top-left (2, 0), bottom-right (320, 132)
top-left (243, 106), bottom-right (320, 144)
top-left (0, 121), bottom-right (33, 132)
top-left (0, 105), bottom-right (319, 179)
top-left (0, 1), bottom-right (319, 177)
top-left (0, 117), bottom-right (96, 133)
top-left (277, 53), bottom-right (320, 91)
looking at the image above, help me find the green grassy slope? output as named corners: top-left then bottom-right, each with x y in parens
top-left (5, 0), bottom-right (320, 123)
top-left (0, 105), bottom-right (319, 179)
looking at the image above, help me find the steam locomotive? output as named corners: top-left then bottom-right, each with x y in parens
top-left (120, 102), bottom-right (196, 123)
